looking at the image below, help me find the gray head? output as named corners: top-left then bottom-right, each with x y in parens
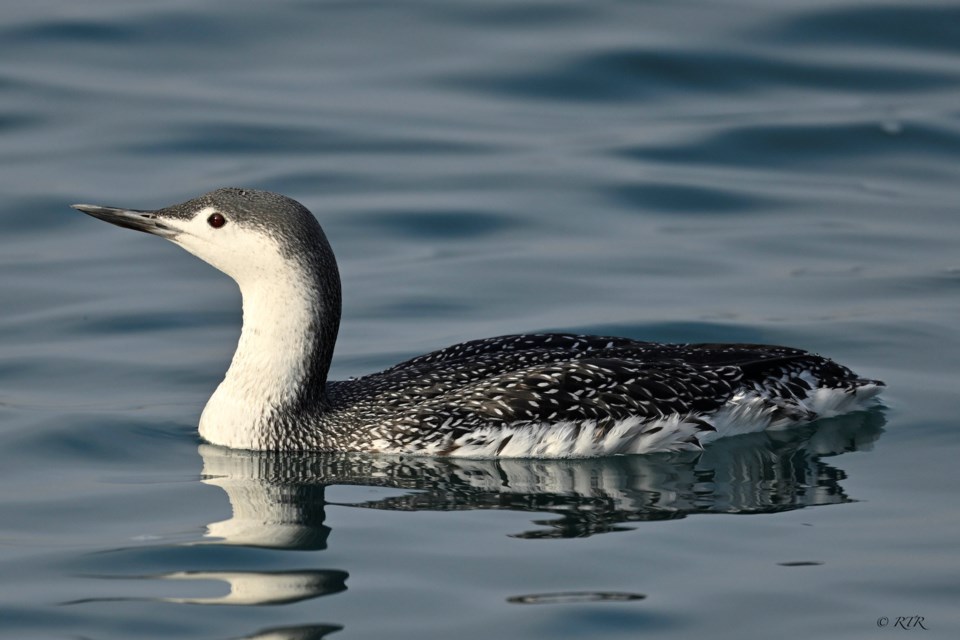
top-left (72, 188), bottom-right (339, 288)
top-left (73, 188), bottom-right (343, 393)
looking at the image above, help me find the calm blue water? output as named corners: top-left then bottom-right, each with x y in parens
top-left (2, 1), bottom-right (959, 638)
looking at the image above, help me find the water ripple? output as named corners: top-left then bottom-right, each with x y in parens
top-left (129, 122), bottom-right (487, 156)
top-left (755, 4), bottom-right (960, 53)
top-left (442, 45), bottom-right (958, 103)
top-left (619, 120), bottom-right (960, 169)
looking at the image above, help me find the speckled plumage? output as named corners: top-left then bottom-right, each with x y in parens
top-left (73, 188), bottom-right (884, 457)
top-left (286, 333), bottom-right (883, 456)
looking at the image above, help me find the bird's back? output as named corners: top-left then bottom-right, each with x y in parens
top-left (325, 333), bottom-right (883, 457)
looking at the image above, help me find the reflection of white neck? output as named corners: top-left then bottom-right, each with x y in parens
top-left (199, 257), bottom-right (321, 450)
top-left (203, 480), bottom-right (312, 548)
top-left (199, 445), bottom-right (324, 548)
top-left (159, 570), bottom-right (343, 606)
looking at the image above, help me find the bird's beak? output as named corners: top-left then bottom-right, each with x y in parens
top-left (71, 203), bottom-right (179, 239)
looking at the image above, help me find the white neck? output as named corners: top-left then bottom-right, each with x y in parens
top-left (199, 263), bottom-right (324, 450)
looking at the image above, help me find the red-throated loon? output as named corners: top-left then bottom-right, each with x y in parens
top-left (72, 188), bottom-right (884, 457)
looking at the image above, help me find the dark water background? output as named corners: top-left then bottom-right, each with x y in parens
top-left (2, 1), bottom-right (959, 638)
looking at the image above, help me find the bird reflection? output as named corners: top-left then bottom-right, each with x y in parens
top-left (199, 410), bottom-right (885, 545)
top-left (159, 570), bottom-right (347, 606)
top-left (68, 410), bottom-right (883, 640)
top-left (236, 625), bottom-right (343, 640)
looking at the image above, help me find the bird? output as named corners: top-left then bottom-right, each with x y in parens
top-left (72, 188), bottom-right (884, 457)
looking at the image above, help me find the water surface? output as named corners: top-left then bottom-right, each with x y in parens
top-left (1, 1), bottom-right (959, 638)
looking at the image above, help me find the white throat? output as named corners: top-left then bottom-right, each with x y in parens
top-left (197, 242), bottom-right (323, 450)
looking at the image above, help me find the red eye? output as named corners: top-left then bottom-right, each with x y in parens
top-left (207, 213), bottom-right (226, 228)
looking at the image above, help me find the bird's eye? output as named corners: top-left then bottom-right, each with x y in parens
top-left (207, 213), bottom-right (226, 229)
